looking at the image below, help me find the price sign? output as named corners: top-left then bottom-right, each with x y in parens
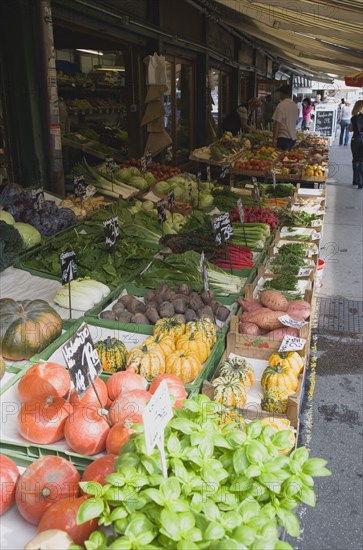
top-left (196, 171), bottom-right (202, 184)
top-left (168, 189), bottom-right (175, 211)
top-left (271, 170), bottom-right (277, 189)
top-left (31, 187), bottom-right (45, 211)
top-left (278, 315), bottom-right (308, 329)
top-left (106, 157), bottom-right (116, 174)
top-left (103, 216), bottom-right (120, 249)
top-left (206, 166), bottom-right (211, 182)
top-left (298, 267), bottom-right (313, 277)
top-left (237, 198), bottom-right (245, 223)
top-left (74, 175), bottom-right (86, 198)
top-left (316, 210), bottom-right (325, 217)
top-left (140, 156), bottom-right (147, 173)
top-left (252, 177), bottom-right (261, 202)
top-left (220, 163), bottom-right (230, 179)
top-left (311, 219), bottom-right (322, 227)
top-left (165, 146), bottom-right (173, 162)
top-left (188, 182), bottom-right (193, 203)
top-left (279, 335), bottom-right (307, 352)
top-left (212, 212), bottom-right (234, 245)
top-left (199, 250), bottom-right (209, 292)
top-left (60, 250), bottom-right (77, 285)
top-left (143, 379), bottom-right (173, 477)
top-left (146, 151), bottom-right (152, 166)
top-left (157, 200), bottom-right (166, 224)
top-left (311, 231), bottom-right (320, 240)
top-left (62, 322), bottom-right (102, 398)
top-left (83, 184), bottom-right (97, 200)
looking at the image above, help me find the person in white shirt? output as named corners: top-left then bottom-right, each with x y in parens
top-left (339, 101), bottom-right (353, 146)
top-left (272, 85), bottom-right (299, 150)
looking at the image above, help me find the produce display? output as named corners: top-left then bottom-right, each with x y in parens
top-left (0, 220), bottom-right (24, 272)
top-left (54, 278), bottom-right (110, 311)
top-left (100, 283), bottom-right (230, 327)
top-left (231, 205), bottom-right (280, 230)
top-left (190, 132), bottom-right (250, 163)
top-left (123, 158), bottom-right (181, 181)
top-left (58, 194), bottom-right (111, 220)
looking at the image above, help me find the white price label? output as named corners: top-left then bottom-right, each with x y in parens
top-left (279, 335), bottom-right (307, 352)
top-left (143, 380), bottom-right (173, 477)
top-left (278, 315), bottom-right (308, 329)
top-left (316, 210), bottom-right (325, 216)
top-left (298, 267), bottom-right (313, 277)
top-left (271, 170), bottom-right (277, 188)
top-left (311, 219), bottom-right (322, 227)
top-left (311, 232), bottom-right (320, 240)
top-left (307, 249), bottom-right (314, 258)
top-left (83, 184), bottom-right (97, 200)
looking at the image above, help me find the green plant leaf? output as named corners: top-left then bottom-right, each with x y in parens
top-left (246, 421), bottom-right (262, 439)
top-left (109, 506), bottom-right (128, 522)
top-left (199, 437), bottom-right (214, 459)
top-left (167, 433), bottom-right (182, 455)
top-left (232, 524), bottom-right (256, 546)
top-left (106, 473), bottom-right (127, 487)
top-left (141, 456), bottom-right (160, 475)
top-left (179, 511), bottom-right (195, 532)
top-left (160, 510), bottom-right (181, 540)
top-left (208, 537), bottom-right (245, 549)
top-left (202, 499), bottom-right (221, 522)
top-left (176, 540), bottom-right (198, 550)
top-left (260, 520), bottom-right (279, 539)
top-left (262, 456), bottom-right (289, 473)
top-left (274, 540), bottom-right (294, 549)
top-left (78, 481), bottom-right (103, 497)
top-left (204, 522), bottom-right (225, 541)
top-left (220, 510), bottom-right (241, 531)
top-left (302, 458), bottom-right (331, 477)
top-left (160, 477), bottom-right (181, 503)
top-left (258, 473), bottom-right (281, 494)
top-left (84, 530), bottom-right (107, 550)
top-left (300, 473), bottom-right (314, 487)
top-left (190, 492), bottom-right (203, 513)
top-left (245, 465), bottom-right (262, 478)
top-left (291, 446), bottom-right (309, 465)
top-left (300, 485), bottom-right (316, 507)
top-left (213, 434), bottom-right (233, 449)
top-left (182, 399), bottom-right (201, 412)
top-left (169, 418), bottom-right (197, 434)
top-left (109, 537), bottom-right (132, 549)
top-left (233, 447), bottom-right (250, 474)
top-left (77, 498), bottom-right (104, 525)
top-left (238, 500), bottom-right (261, 523)
top-left (246, 441), bottom-right (268, 465)
top-left (277, 508), bottom-right (300, 537)
top-left (226, 430), bottom-right (247, 447)
top-left (143, 488), bottom-right (165, 506)
top-left (272, 431), bottom-right (294, 449)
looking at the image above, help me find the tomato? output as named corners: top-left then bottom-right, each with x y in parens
top-left (69, 378), bottom-right (108, 411)
top-left (38, 495), bottom-right (97, 546)
top-left (106, 370), bottom-right (148, 401)
top-left (106, 424), bottom-right (133, 455)
top-left (81, 454), bottom-right (117, 486)
top-left (18, 362), bottom-right (71, 403)
top-left (109, 390), bottom-right (152, 426)
top-left (17, 395), bottom-right (73, 445)
top-left (149, 374), bottom-right (187, 407)
top-left (64, 406), bottom-right (110, 456)
top-left (15, 456), bottom-right (80, 525)
top-left (0, 454), bottom-right (19, 516)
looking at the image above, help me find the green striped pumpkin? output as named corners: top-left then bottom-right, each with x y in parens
top-left (186, 318), bottom-right (216, 347)
top-left (261, 386), bottom-right (292, 415)
top-left (213, 374), bottom-right (247, 408)
top-left (95, 337), bottom-right (127, 373)
top-left (219, 357), bottom-right (255, 390)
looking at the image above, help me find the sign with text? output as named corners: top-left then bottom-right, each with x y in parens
top-left (278, 315), bottom-right (308, 329)
top-left (311, 219), bottom-right (322, 227)
top-left (206, 166), bottom-right (211, 182)
top-left (146, 151), bottom-right (152, 165)
top-left (73, 175), bottom-right (86, 198)
top-left (62, 322), bottom-right (102, 398)
top-left (212, 212), bottom-right (234, 245)
top-left (314, 110), bottom-right (334, 137)
top-left (103, 216), bottom-right (120, 249)
top-left (105, 157), bottom-right (116, 174)
top-left (140, 155), bottom-right (147, 172)
top-left (220, 163), bottom-right (230, 179)
top-left (157, 200), bottom-right (166, 224)
top-left (143, 380), bottom-right (173, 477)
top-left (297, 267), bottom-right (313, 277)
top-left (237, 198), bottom-right (244, 223)
top-left (60, 250), bottom-right (77, 285)
top-left (168, 189), bottom-right (175, 211)
top-left (271, 170), bottom-right (277, 189)
top-left (31, 187), bottom-right (45, 211)
top-left (252, 177), bottom-right (261, 202)
top-left (199, 250), bottom-right (209, 292)
top-left (196, 171), bottom-right (202, 184)
top-left (279, 335), bottom-right (307, 352)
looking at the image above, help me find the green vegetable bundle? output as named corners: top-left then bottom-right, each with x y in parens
top-left (0, 220), bottom-right (23, 272)
top-left (232, 223), bottom-right (270, 249)
top-left (76, 395), bottom-right (330, 550)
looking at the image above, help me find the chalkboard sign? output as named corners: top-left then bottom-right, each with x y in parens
top-left (103, 216), bottom-right (120, 249)
top-left (74, 175), bottom-right (86, 198)
top-left (60, 250), bottom-right (77, 285)
top-left (168, 189), bottom-right (175, 211)
top-left (140, 156), bottom-right (147, 172)
top-left (62, 322), bottom-right (102, 398)
top-left (199, 250), bottom-right (209, 292)
top-left (314, 110), bottom-right (334, 137)
top-left (31, 187), bottom-right (45, 211)
top-left (157, 200), bottom-right (166, 224)
top-left (212, 212), bottom-right (234, 245)
top-left (106, 156), bottom-right (116, 174)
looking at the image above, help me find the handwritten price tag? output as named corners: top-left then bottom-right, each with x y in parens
top-left (311, 219), bottom-right (322, 227)
top-left (140, 156), bottom-right (147, 172)
top-left (103, 216), bottom-right (120, 249)
top-left (311, 231), bottom-right (321, 240)
top-left (157, 200), bottom-right (166, 224)
top-left (298, 267), bottom-right (313, 277)
top-left (316, 210), bottom-right (325, 216)
top-left (168, 189), bottom-right (175, 211)
top-left (143, 380), bottom-right (173, 477)
top-left (271, 170), bottom-right (277, 189)
top-left (279, 335), bottom-right (307, 352)
top-left (106, 157), bottom-right (116, 174)
top-left (206, 166), bottom-right (211, 182)
top-left (220, 163), bottom-right (230, 179)
top-left (60, 250), bottom-right (77, 285)
top-left (212, 212), bottom-right (234, 245)
top-left (278, 315), bottom-right (308, 329)
top-left (74, 175), bottom-right (86, 198)
top-left (31, 187), bottom-right (45, 211)
top-left (62, 322), bottom-right (102, 398)
top-left (199, 250), bottom-right (209, 292)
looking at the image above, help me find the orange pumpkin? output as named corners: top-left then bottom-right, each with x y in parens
top-left (175, 331), bottom-right (210, 363)
top-left (261, 364), bottom-right (298, 392)
top-left (165, 350), bottom-right (202, 384)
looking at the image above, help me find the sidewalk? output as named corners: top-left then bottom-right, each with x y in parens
top-left (287, 139), bottom-right (363, 549)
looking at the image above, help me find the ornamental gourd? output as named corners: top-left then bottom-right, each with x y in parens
top-left (0, 298), bottom-right (62, 360)
top-left (175, 331), bottom-right (210, 363)
top-left (143, 333), bottom-right (176, 357)
top-left (261, 386), bottom-right (292, 415)
top-left (261, 364), bottom-right (298, 392)
top-left (185, 318), bottom-right (216, 347)
top-left (219, 357), bottom-right (255, 390)
top-left (213, 375), bottom-right (247, 408)
top-left (153, 317), bottom-right (185, 340)
top-left (268, 351), bottom-right (304, 377)
top-left (126, 344), bottom-right (165, 379)
top-left (165, 350), bottom-right (202, 384)
top-left (94, 337), bottom-right (127, 373)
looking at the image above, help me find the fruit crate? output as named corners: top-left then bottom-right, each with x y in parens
top-left (31, 316), bottom-right (226, 395)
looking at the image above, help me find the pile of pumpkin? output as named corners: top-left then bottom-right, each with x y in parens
top-left (260, 351), bottom-right (304, 414)
top-left (95, 316), bottom-right (217, 384)
top-left (211, 351), bottom-right (304, 416)
top-left (15, 361), bottom-right (186, 457)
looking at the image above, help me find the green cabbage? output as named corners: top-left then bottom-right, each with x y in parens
top-left (0, 210), bottom-right (15, 225)
top-left (129, 176), bottom-right (149, 191)
top-left (0, 220), bottom-right (23, 271)
top-left (13, 222), bottom-right (41, 249)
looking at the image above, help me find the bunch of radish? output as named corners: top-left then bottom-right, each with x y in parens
top-left (232, 206), bottom-right (279, 230)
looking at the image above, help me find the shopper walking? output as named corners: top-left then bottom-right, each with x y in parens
top-left (272, 84), bottom-right (298, 151)
top-left (302, 98), bottom-right (313, 130)
top-left (350, 100), bottom-right (363, 189)
top-left (339, 101), bottom-right (352, 146)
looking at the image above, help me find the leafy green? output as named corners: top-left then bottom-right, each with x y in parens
top-left (0, 220), bottom-right (24, 271)
top-left (77, 394), bottom-right (330, 549)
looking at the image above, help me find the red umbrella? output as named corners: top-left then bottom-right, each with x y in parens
top-left (344, 70), bottom-right (363, 87)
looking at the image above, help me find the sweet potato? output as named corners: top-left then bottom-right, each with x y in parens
top-left (287, 300), bottom-right (311, 321)
top-left (246, 309), bottom-right (286, 331)
top-left (237, 299), bottom-right (264, 313)
top-left (239, 322), bottom-right (261, 336)
top-left (240, 307), bottom-right (271, 322)
top-left (265, 327), bottom-right (299, 340)
top-left (260, 290), bottom-right (288, 312)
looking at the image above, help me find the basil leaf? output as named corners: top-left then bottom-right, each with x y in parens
top-left (274, 540), bottom-right (294, 549)
top-left (232, 525), bottom-right (256, 546)
top-left (226, 430), bottom-right (247, 447)
top-left (204, 522), bottom-right (225, 541)
top-left (220, 510), bottom-right (241, 530)
top-left (176, 540), bottom-right (198, 550)
top-left (300, 485), bottom-right (316, 507)
top-left (109, 537), bottom-right (132, 549)
top-left (246, 441), bottom-right (269, 464)
top-left (109, 506), bottom-right (128, 522)
top-left (291, 446), bottom-right (309, 465)
top-left (169, 418), bottom-right (197, 434)
top-left (160, 477), bottom-right (181, 502)
top-left (78, 481), bottom-right (103, 497)
top-left (143, 488), bottom-right (164, 506)
top-left (233, 448), bottom-right (250, 474)
top-left (179, 511), bottom-right (195, 532)
top-left (245, 465), bottom-right (262, 478)
top-left (167, 433), bottom-right (182, 455)
top-left (77, 498), bottom-right (104, 524)
top-left (262, 456), bottom-right (290, 473)
top-left (202, 499), bottom-right (221, 522)
top-left (86, 530), bottom-right (107, 549)
top-left (302, 458), bottom-right (331, 477)
top-left (238, 500), bottom-right (261, 523)
top-left (160, 510), bottom-right (181, 540)
top-left (272, 431), bottom-right (294, 449)
top-left (277, 508), bottom-right (300, 537)
top-left (246, 421), bottom-right (262, 439)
